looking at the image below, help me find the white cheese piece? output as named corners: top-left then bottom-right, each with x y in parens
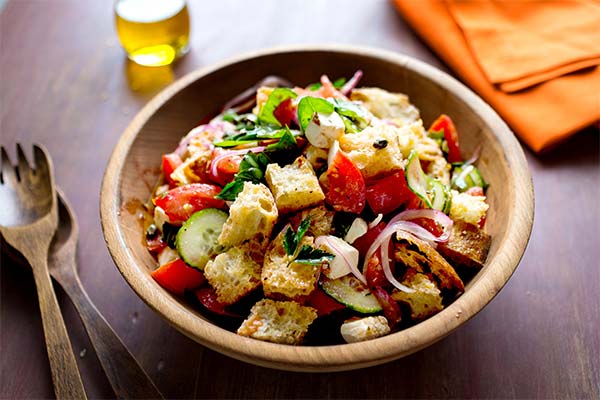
top-left (153, 206), bottom-right (171, 231)
top-left (305, 112), bottom-right (345, 148)
top-left (340, 316), bottom-right (391, 343)
top-left (319, 235), bottom-right (359, 280)
top-left (344, 218), bottom-right (368, 244)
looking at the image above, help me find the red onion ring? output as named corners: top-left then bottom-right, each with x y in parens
top-left (340, 70), bottom-right (363, 95)
top-left (315, 236), bottom-right (365, 284)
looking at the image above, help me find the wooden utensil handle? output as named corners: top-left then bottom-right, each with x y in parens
top-left (31, 260), bottom-right (87, 400)
top-left (60, 273), bottom-right (164, 399)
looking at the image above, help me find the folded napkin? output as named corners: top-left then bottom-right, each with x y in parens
top-left (392, 0), bottom-right (600, 152)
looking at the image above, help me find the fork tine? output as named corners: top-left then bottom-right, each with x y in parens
top-left (32, 144), bottom-right (51, 179)
top-left (1, 146), bottom-right (18, 185)
top-left (16, 143), bottom-right (31, 183)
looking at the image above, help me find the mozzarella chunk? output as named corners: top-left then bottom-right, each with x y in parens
top-left (305, 112), bottom-right (345, 148)
top-left (318, 235), bottom-right (358, 280)
top-left (340, 316), bottom-right (391, 343)
top-left (153, 206), bottom-right (171, 231)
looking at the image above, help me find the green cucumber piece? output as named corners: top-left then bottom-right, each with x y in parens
top-left (321, 275), bottom-right (382, 314)
top-left (405, 150), bottom-right (432, 208)
top-left (176, 208), bottom-right (228, 270)
top-left (451, 164), bottom-right (488, 192)
top-left (429, 178), bottom-right (449, 211)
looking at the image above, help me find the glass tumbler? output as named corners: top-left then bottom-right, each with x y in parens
top-left (115, 0), bottom-right (190, 67)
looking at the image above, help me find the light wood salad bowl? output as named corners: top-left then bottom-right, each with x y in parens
top-left (100, 45), bottom-right (534, 372)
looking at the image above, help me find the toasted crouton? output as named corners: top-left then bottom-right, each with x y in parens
top-left (265, 156), bottom-right (325, 214)
top-left (350, 88), bottom-right (420, 124)
top-left (449, 190), bottom-right (489, 226)
top-left (237, 299), bottom-right (317, 345)
top-left (438, 221), bottom-right (491, 270)
top-left (394, 231), bottom-right (464, 292)
top-left (340, 316), bottom-right (391, 343)
top-left (218, 182), bottom-right (278, 248)
top-left (338, 124), bottom-right (405, 179)
top-left (288, 205), bottom-right (335, 237)
top-left (204, 246), bottom-right (262, 305)
top-left (391, 269), bottom-right (444, 319)
top-left (261, 228), bottom-right (320, 301)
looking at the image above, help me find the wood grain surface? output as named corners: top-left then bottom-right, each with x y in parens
top-left (1, 0), bottom-right (598, 398)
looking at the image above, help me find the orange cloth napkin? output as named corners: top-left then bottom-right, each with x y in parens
top-left (392, 0), bottom-right (600, 152)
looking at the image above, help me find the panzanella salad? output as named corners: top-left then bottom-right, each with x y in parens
top-left (146, 72), bottom-right (492, 345)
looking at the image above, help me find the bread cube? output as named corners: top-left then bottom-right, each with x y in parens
top-left (288, 205), bottom-right (335, 237)
top-left (350, 87), bottom-right (420, 124)
top-left (391, 270), bottom-right (444, 319)
top-left (449, 190), bottom-right (489, 226)
top-left (338, 124), bottom-right (405, 179)
top-left (218, 182), bottom-right (278, 248)
top-left (261, 228), bottom-right (320, 301)
top-left (237, 299), bottom-right (317, 345)
top-left (204, 246), bottom-right (262, 305)
top-left (438, 221), bottom-right (491, 270)
top-left (265, 156), bottom-right (325, 214)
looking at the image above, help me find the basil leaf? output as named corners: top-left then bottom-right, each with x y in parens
top-left (265, 127), bottom-right (296, 152)
top-left (308, 83), bottom-right (322, 91)
top-left (283, 216), bottom-right (311, 256)
top-left (214, 125), bottom-right (282, 148)
top-left (332, 99), bottom-right (369, 130)
top-left (294, 245), bottom-right (334, 265)
top-left (297, 96), bottom-right (335, 132)
top-left (215, 152), bottom-right (268, 200)
top-left (333, 77), bottom-right (346, 89)
top-left (257, 88), bottom-right (297, 126)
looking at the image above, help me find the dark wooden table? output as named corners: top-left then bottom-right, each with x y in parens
top-left (1, 1), bottom-right (598, 399)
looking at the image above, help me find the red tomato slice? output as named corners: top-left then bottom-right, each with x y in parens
top-left (308, 287), bottom-right (346, 317)
top-left (154, 183), bottom-right (225, 223)
top-left (162, 153), bottom-right (183, 186)
top-left (372, 287), bottom-right (402, 328)
top-left (429, 114), bottom-right (461, 163)
top-left (366, 170), bottom-right (418, 215)
top-left (273, 97), bottom-right (296, 127)
top-left (465, 186), bottom-right (484, 197)
top-left (151, 259), bottom-right (206, 296)
top-left (212, 155), bottom-right (241, 186)
top-left (409, 217), bottom-right (445, 237)
top-left (365, 253), bottom-right (387, 288)
top-left (326, 151), bottom-right (366, 214)
top-left (194, 287), bottom-right (241, 318)
top-left (352, 222), bottom-right (386, 258)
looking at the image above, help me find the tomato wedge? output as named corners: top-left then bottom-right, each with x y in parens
top-left (429, 114), bottom-right (461, 163)
top-left (151, 259), bottom-right (206, 296)
top-left (154, 183), bottom-right (225, 223)
top-left (372, 287), bottom-right (402, 327)
top-left (366, 170), bottom-right (418, 215)
top-left (273, 97), bottom-right (296, 127)
top-left (308, 287), bottom-right (346, 317)
top-left (326, 151), bottom-right (366, 214)
top-left (365, 253), bottom-right (387, 288)
top-left (212, 155), bottom-right (242, 186)
top-left (162, 153), bottom-right (183, 186)
top-left (194, 287), bottom-right (241, 318)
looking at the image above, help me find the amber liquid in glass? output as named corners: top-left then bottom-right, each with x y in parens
top-left (115, 0), bottom-right (190, 67)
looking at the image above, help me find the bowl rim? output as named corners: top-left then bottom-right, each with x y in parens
top-left (100, 44), bottom-right (534, 372)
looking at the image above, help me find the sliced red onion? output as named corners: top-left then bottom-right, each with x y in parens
top-left (221, 75), bottom-right (294, 113)
top-left (209, 146), bottom-right (266, 180)
top-left (389, 209), bottom-right (453, 243)
top-left (368, 214), bottom-right (383, 229)
top-left (380, 235), bottom-right (415, 293)
top-left (315, 236), bottom-right (366, 284)
top-left (174, 121), bottom-right (232, 157)
top-left (340, 70), bottom-right (363, 95)
top-left (463, 144), bottom-right (482, 166)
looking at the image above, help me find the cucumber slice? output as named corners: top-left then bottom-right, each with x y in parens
top-left (321, 275), bottom-right (382, 314)
top-left (451, 164), bottom-right (488, 192)
top-left (405, 150), bottom-right (432, 208)
top-left (176, 208), bottom-right (228, 270)
top-left (429, 178), bottom-right (449, 211)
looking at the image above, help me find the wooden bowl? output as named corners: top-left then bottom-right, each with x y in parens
top-left (101, 45), bottom-right (534, 372)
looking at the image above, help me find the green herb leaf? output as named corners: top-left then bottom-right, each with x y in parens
top-left (332, 77), bottom-right (346, 89)
top-left (213, 125), bottom-right (282, 148)
top-left (428, 129), bottom-right (445, 140)
top-left (215, 152), bottom-right (269, 200)
top-left (283, 217), bottom-right (311, 256)
top-left (332, 99), bottom-right (370, 131)
top-left (308, 82), bottom-right (322, 91)
top-left (294, 245), bottom-right (335, 265)
top-left (265, 127), bottom-right (296, 152)
top-left (257, 88), bottom-right (297, 126)
top-left (161, 223), bottom-right (180, 249)
top-left (297, 96), bottom-right (335, 132)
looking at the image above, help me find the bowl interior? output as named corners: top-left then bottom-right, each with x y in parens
top-left (103, 47), bottom-right (532, 371)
